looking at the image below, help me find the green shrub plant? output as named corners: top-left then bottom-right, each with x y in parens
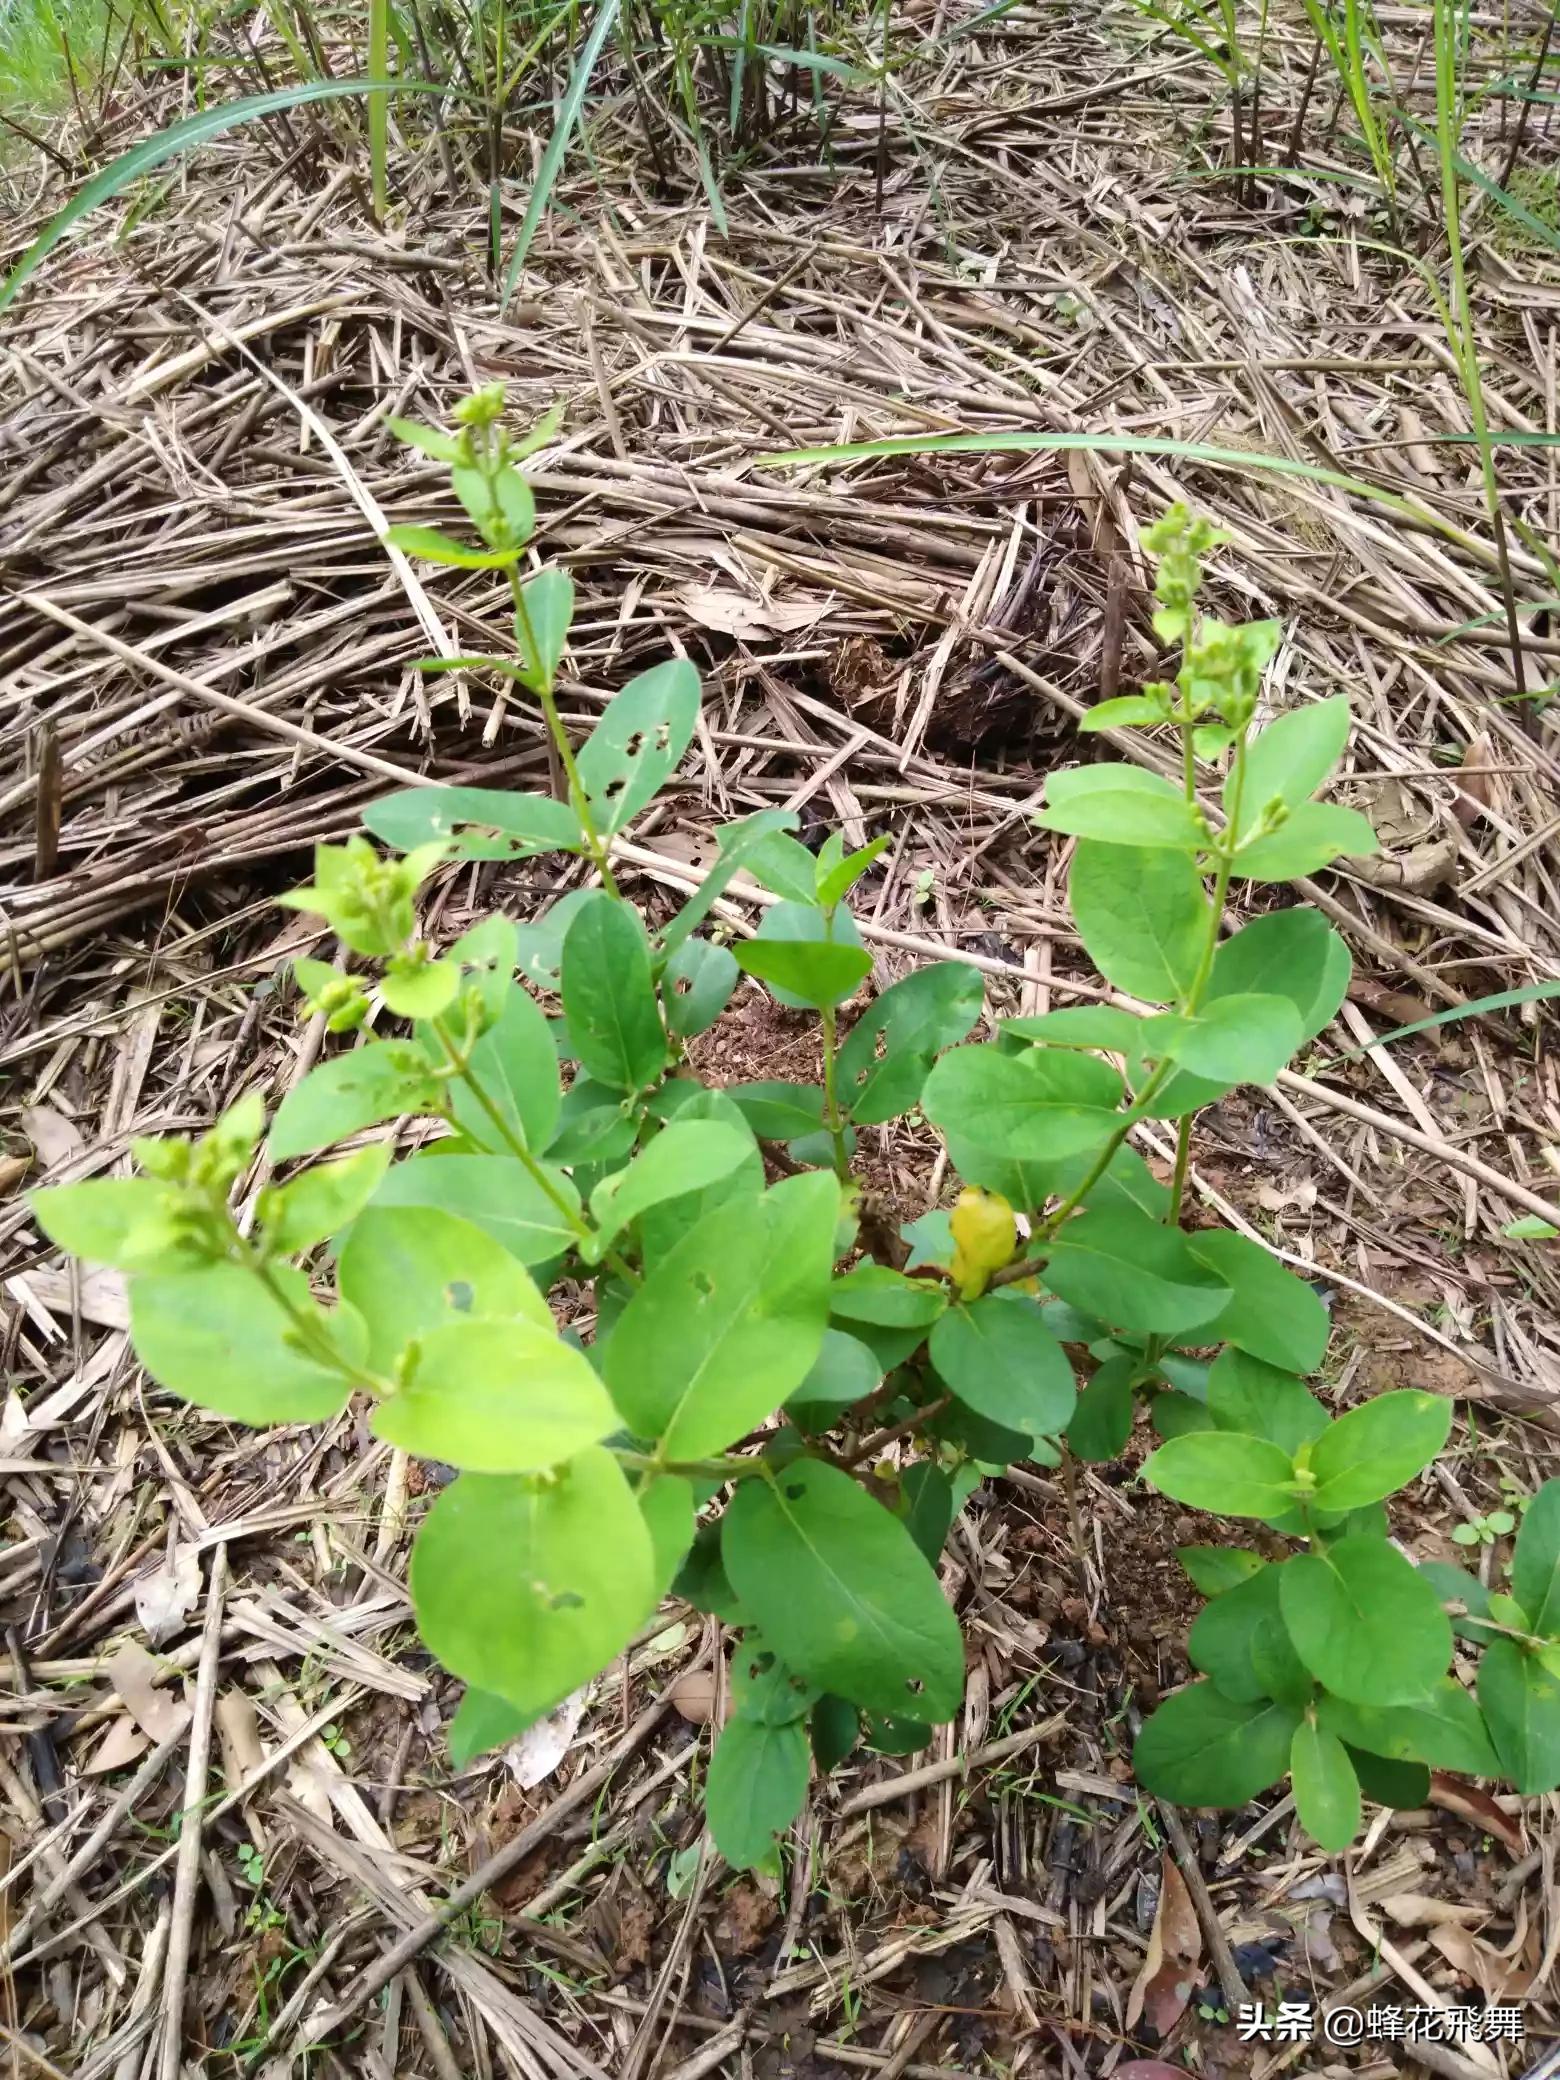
top-left (31, 393), bottom-right (1560, 1868)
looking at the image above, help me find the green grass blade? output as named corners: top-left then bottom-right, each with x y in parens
top-left (368, 0), bottom-right (390, 219)
top-left (1320, 982), bottom-right (1560, 1065)
top-left (0, 77), bottom-right (432, 318)
top-left (500, 0), bottom-right (620, 311)
top-left (756, 429), bottom-right (1473, 550)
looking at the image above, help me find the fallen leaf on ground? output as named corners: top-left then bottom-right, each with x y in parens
top-left (1126, 1852), bottom-right (1202, 2037)
top-left (1429, 1775), bottom-right (1524, 1856)
top-left (1378, 1892), bottom-right (1488, 1931)
top-left (135, 1543), bottom-right (202, 1645)
top-left (505, 1686), bottom-right (586, 1790)
top-left (107, 1641), bottom-right (191, 1744)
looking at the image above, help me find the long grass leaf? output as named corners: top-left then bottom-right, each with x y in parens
top-left (1321, 982), bottom-right (1560, 1064)
top-left (500, 0), bottom-right (620, 309)
top-left (368, 0), bottom-right (390, 218)
top-left (757, 429), bottom-right (1473, 549)
top-left (0, 77), bottom-right (431, 317)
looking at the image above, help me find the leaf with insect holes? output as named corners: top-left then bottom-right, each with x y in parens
top-left (586, 1121), bottom-right (754, 1260)
top-left (723, 1457), bottom-right (964, 1721)
top-left (837, 962), bottom-right (984, 1125)
top-left (435, 979), bottom-right (560, 1155)
top-left (514, 566), bottom-right (573, 689)
top-left (577, 658), bottom-right (700, 835)
top-left (1069, 841), bottom-right (1210, 1004)
top-left (269, 1042), bottom-right (443, 1162)
top-left (1133, 1683), bottom-right (1301, 1806)
top-left (1034, 765), bottom-right (1209, 849)
top-left (706, 1711), bottom-right (810, 1871)
top-left (371, 1153), bottom-right (582, 1265)
top-left (730, 1634), bottom-right (821, 1726)
top-left (664, 938), bottom-right (739, 1038)
top-left (560, 893), bottom-right (667, 1093)
top-left (373, 1317), bottom-right (617, 1472)
top-left (1281, 1537), bottom-right (1452, 1706)
top-left (1204, 1348), bottom-right (1328, 1455)
top-left (1144, 993), bottom-right (1302, 1085)
top-left (1189, 1235), bottom-right (1330, 1374)
top-left (1290, 1721), bottom-right (1361, 1852)
top-left (1316, 1681), bottom-right (1499, 1776)
top-left (1143, 1431), bottom-right (1297, 1518)
top-left (1042, 1206), bottom-right (1231, 1338)
top-left (365, 786), bottom-right (585, 861)
top-left (929, 1292), bottom-right (1076, 1438)
top-left (1477, 1640), bottom-right (1560, 1793)
top-left (383, 524), bottom-right (523, 569)
top-left (411, 1450), bottom-right (653, 1724)
top-left (1307, 1391), bottom-right (1451, 1511)
top-left (606, 1171), bottom-right (838, 1457)
top-left (1066, 1353), bottom-right (1137, 1462)
top-left (1512, 1479), bottom-right (1560, 1637)
top-left (736, 936), bottom-right (873, 1008)
top-left (1230, 696), bottom-right (1350, 841)
top-left (129, 1263), bottom-right (356, 1425)
top-left (923, 1045), bottom-right (1123, 1162)
top-left (338, 1206), bottom-right (550, 1372)
top-left (1231, 802), bottom-right (1379, 881)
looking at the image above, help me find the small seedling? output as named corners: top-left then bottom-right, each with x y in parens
top-left (29, 397), bottom-right (1560, 1872)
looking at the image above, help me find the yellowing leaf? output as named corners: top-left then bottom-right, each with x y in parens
top-left (949, 1187), bottom-right (1016, 1299)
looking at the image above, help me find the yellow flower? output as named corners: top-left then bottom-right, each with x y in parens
top-left (950, 1187), bottom-right (1016, 1301)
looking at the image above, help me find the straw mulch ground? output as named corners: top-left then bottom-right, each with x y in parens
top-left (4, 7), bottom-right (1560, 2074)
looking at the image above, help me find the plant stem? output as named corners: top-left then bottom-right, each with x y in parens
top-left (506, 566), bottom-right (623, 899)
top-left (819, 1003), bottom-right (851, 1180)
top-left (614, 1447), bottom-right (769, 1483)
top-left (429, 1014), bottom-right (639, 1282)
top-left (247, 1251), bottom-right (386, 1395)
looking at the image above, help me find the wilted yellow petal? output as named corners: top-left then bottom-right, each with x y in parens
top-left (950, 1187), bottom-right (1016, 1301)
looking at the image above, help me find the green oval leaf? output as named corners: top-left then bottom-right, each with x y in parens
top-left (1133, 1683), bottom-right (1301, 1806)
top-left (831, 1263), bottom-right (948, 1329)
top-left (1205, 1347), bottom-right (1329, 1455)
top-left (29, 1177), bottom-right (205, 1273)
top-left (1477, 1638), bottom-right (1560, 1793)
top-left (706, 1712), bottom-right (810, 1871)
top-left (1145, 992), bottom-right (1302, 1084)
top-left (1308, 1391), bottom-right (1452, 1512)
top-left (1069, 841), bottom-right (1210, 1004)
top-left (722, 1458), bottom-right (965, 1721)
top-left (735, 937), bottom-right (873, 1008)
top-left (1143, 1431), bottom-right (1298, 1518)
top-left (588, 1121), bottom-right (755, 1259)
top-left (373, 1317), bottom-right (617, 1471)
top-left (1034, 765), bottom-right (1209, 849)
top-left (929, 1291), bottom-right (1077, 1438)
top-left (1189, 1236), bottom-right (1331, 1375)
top-left (339, 1205), bottom-right (550, 1372)
top-left (606, 1171), bottom-right (839, 1457)
top-left (922, 1045), bottom-right (1123, 1162)
top-left (1231, 696), bottom-right (1351, 841)
top-left (561, 893), bottom-right (668, 1093)
top-left (838, 963), bottom-right (985, 1125)
top-left (1512, 1478), bottom-right (1560, 1637)
top-left (269, 1041), bottom-right (443, 1162)
top-left (1316, 1680), bottom-right (1499, 1777)
top-left (577, 657), bottom-right (701, 836)
top-left (1231, 801), bottom-right (1380, 881)
top-left (1280, 1537), bottom-right (1452, 1706)
top-left (364, 785), bottom-right (585, 861)
top-left (1290, 1720), bottom-right (1361, 1852)
top-left (1042, 1206), bottom-right (1230, 1337)
top-left (130, 1263), bottom-right (354, 1425)
top-left (371, 1152), bottom-right (582, 1265)
top-left (411, 1450), bottom-right (653, 1723)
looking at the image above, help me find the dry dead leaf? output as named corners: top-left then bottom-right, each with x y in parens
top-left (82, 1713), bottom-right (150, 1775)
top-left (1455, 732), bottom-right (1495, 826)
top-left (107, 1640), bottom-right (191, 1744)
top-left (22, 1105), bottom-right (84, 1171)
top-left (679, 586), bottom-right (833, 639)
top-left (1429, 1775), bottom-right (1524, 1856)
top-left (1378, 1892), bottom-right (1489, 1931)
top-left (1126, 1852), bottom-right (1202, 2037)
top-left (504, 1686), bottom-right (586, 1790)
top-left (1429, 1922), bottom-right (1537, 2001)
top-left (135, 1543), bottom-right (202, 1646)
